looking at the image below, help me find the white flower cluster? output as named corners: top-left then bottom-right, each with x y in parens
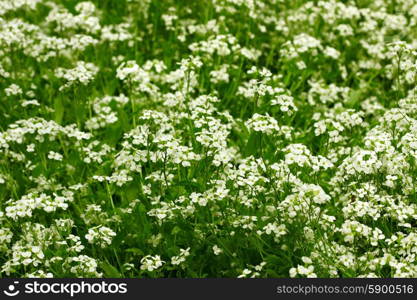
top-left (55, 61), bottom-right (99, 90)
top-left (140, 255), bottom-right (165, 272)
top-left (245, 113), bottom-right (280, 134)
top-left (171, 248), bottom-right (191, 266)
top-left (85, 226), bottom-right (116, 248)
top-left (5, 191), bottom-right (74, 220)
top-left (85, 94), bottom-right (129, 130)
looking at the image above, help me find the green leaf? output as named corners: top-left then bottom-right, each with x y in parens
top-left (54, 97), bottom-right (64, 124)
top-left (125, 248), bottom-right (144, 256)
top-left (171, 225), bottom-right (181, 235)
top-left (244, 131), bottom-right (261, 157)
top-left (100, 261), bottom-right (122, 278)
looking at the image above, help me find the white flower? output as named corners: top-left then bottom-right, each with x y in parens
top-left (47, 151), bottom-right (63, 161)
top-left (245, 113), bottom-right (280, 134)
top-left (140, 255), bottom-right (165, 272)
top-left (212, 245), bottom-right (223, 255)
top-left (85, 226), bottom-right (116, 248)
